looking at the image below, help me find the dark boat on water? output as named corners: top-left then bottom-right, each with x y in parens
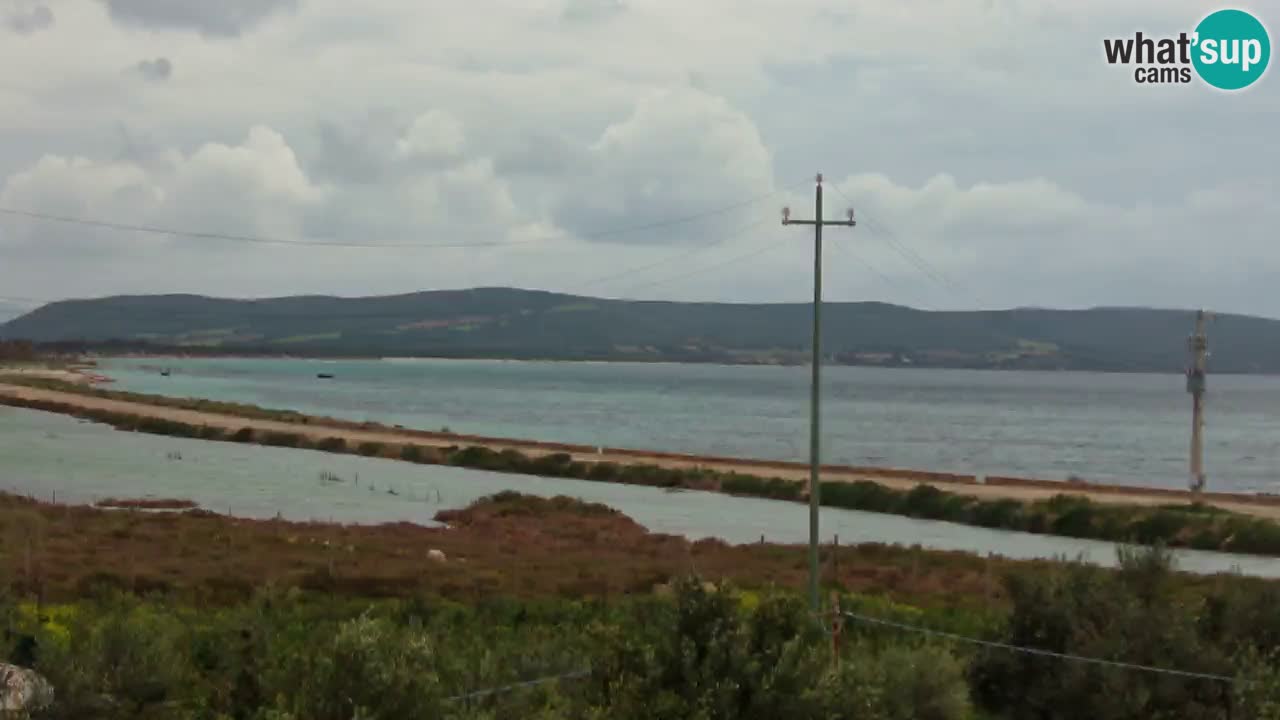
top-left (317, 373), bottom-right (334, 379)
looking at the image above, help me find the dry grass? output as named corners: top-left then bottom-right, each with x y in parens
top-left (0, 491), bottom-right (1016, 608)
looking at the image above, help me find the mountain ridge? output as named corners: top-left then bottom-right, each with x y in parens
top-left (3, 288), bottom-right (1275, 373)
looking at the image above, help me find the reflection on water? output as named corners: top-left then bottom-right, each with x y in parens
top-left (1, 405), bottom-right (1276, 578)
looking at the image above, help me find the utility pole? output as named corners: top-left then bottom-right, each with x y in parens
top-left (1187, 309), bottom-right (1209, 493)
top-left (783, 173), bottom-right (856, 612)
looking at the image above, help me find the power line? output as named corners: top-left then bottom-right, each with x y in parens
top-left (579, 178), bottom-right (807, 241)
top-left (0, 180), bottom-right (805, 252)
top-left (828, 239), bottom-right (893, 290)
top-left (841, 611), bottom-right (1234, 683)
top-left (606, 234), bottom-right (789, 297)
top-left (572, 215), bottom-right (776, 292)
top-left (445, 668), bottom-right (591, 703)
top-left (0, 207), bottom-right (529, 249)
top-left (821, 183), bottom-right (984, 306)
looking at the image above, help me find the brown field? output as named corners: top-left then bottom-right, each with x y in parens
top-left (3, 378), bottom-right (1279, 520)
top-left (0, 490), bottom-right (1025, 607)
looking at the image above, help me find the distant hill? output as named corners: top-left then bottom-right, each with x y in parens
top-left (2, 288), bottom-right (1275, 373)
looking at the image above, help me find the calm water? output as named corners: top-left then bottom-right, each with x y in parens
top-left (99, 357), bottom-right (1280, 493)
top-left (2, 405), bottom-right (1276, 577)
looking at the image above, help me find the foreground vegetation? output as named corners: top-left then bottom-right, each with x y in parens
top-left (3, 493), bottom-right (1280, 718)
top-left (6, 381), bottom-right (1280, 558)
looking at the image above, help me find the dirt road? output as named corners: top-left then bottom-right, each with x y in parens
top-left (4, 380), bottom-right (1278, 520)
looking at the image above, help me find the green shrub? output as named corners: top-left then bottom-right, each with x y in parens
top-left (1047, 501), bottom-right (1100, 539)
top-left (449, 445), bottom-right (502, 469)
top-left (316, 437), bottom-right (347, 453)
top-left (34, 601), bottom-right (192, 718)
top-left (721, 473), bottom-right (769, 497)
top-left (263, 431), bottom-right (305, 448)
top-left (587, 462), bottom-right (620, 481)
top-left (257, 613), bottom-right (446, 719)
top-left (1222, 518), bottom-right (1280, 555)
top-left (357, 441), bottom-right (385, 457)
top-left (399, 444), bottom-right (424, 462)
top-left (820, 643), bottom-right (974, 720)
top-left (530, 452), bottom-right (575, 476)
top-left (970, 499), bottom-right (1024, 529)
top-left (1127, 509), bottom-right (1192, 545)
top-left (197, 425), bottom-right (227, 441)
top-left (821, 481), bottom-right (902, 514)
top-left (901, 484), bottom-right (953, 520)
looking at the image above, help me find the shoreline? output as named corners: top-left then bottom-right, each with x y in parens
top-left (79, 351), bottom-right (1279, 376)
top-left (2, 374), bottom-right (1279, 521)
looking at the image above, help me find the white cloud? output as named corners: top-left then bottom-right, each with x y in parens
top-left (0, 126), bottom-right (326, 259)
top-left (396, 110), bottom-right (466, 161)
top-left (555, 87), bottom-right (776, 244)
top-left (0, 0), bottom-right (1275, 318)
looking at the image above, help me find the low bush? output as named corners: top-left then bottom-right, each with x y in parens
top-left (316, 437), bottom-right (348, 453)
top-left (262, 431), bottom-right (305, 448)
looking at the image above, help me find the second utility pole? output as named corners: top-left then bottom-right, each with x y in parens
top-left (1187, 309), bottom-right (1210, 493)
top-left (783, 173), bottom-right (856, 612)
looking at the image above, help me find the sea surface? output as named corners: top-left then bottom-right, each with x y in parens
top-left (2, 405), bottom-right (1277, 578)
top-left (97, 357), bottom-right (1280, 493)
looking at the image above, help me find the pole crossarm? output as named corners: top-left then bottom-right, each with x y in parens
top-left (782, 219), bottom-right (856, 227)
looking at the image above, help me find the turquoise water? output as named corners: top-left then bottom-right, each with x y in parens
top-left (98, 357), bottom-right (1280, 493)
top-left (2, 405), bottom-right (1276, 577)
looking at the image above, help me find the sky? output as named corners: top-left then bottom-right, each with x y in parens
top-left (0, 0), bottom-right (1277, 319)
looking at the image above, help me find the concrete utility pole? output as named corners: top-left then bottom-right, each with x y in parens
top-left (782, 173), bottom-right (856, 612)
top-left (1187, 309), bottom-right (1209, 493)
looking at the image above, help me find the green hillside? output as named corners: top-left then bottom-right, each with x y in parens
top-left (2, 288), bottom-right (1274, 372)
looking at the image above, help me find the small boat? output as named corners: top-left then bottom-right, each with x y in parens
top-left (159, 369), bottom-right (170, 377)
top-left (317, 373), bottom-right (334, 379)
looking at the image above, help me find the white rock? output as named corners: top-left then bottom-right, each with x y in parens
top-left (427, 548), bottom-right (447, 563)
top-left (0, 664), bottom-right (54, 713)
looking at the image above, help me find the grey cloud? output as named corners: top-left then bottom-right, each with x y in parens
top-left (561, 0), bottom-right (625, 23)
top-left (550, 88), bottom-right (775, 246)
top-left (133, 57), bottom-right (173, 82)
top-left (492, 131), bottom-right (586, 177)
top-left (309, 110), bottom-right (466, 185)
top-left (2, 0), bottom-right (1278, 316)
top-left (4, 3), bottom-right (53, 34)
top-left (101, 0), bottom-right (298, 37)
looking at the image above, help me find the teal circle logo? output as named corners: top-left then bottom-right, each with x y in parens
top-left (1192, 9), bottom-right (1270, 90)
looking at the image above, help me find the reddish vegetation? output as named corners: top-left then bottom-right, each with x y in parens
top-left (1, 490), bottom-right (1017, 607)
top-left (95, 497), bottom-right (199, 510)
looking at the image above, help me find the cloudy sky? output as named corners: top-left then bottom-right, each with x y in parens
top-left (0, 0), bottom-right (1277, 319)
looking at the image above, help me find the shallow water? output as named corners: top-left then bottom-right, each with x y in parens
top-left (98, 357), bottom-right (1280, 493)
top-left (3, 406), bottom-right (1277, 578)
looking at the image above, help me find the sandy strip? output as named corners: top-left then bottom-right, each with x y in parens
top-left (3, 380), bottom-right (1279, 521)
top-left (0, 367), bottom-right (112, 385)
